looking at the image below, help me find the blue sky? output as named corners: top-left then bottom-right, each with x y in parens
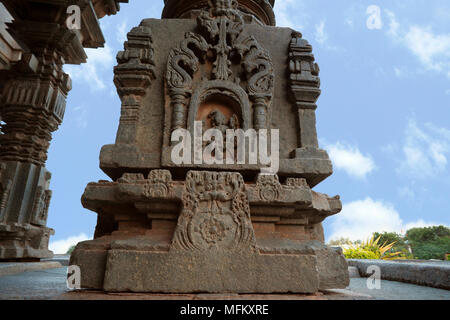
top-left (46, 0), bottom-right (449, 252)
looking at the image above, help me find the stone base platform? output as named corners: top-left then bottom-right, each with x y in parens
top-left (55, 290), bottom-right (372, 300)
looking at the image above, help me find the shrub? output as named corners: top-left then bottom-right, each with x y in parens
top-left (343, 235), bottom-right (406, 260)
top-left (344, 247), bottom-right (379, 259)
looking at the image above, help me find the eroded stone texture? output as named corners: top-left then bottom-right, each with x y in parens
top-left (72, 0), bottom-right (349, 293)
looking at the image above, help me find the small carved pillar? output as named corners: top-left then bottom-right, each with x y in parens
top-left (251, 95), bottom-right (268, 130)
top-left (114, 26), bottom-right (155, 145)
top-left (170, 89), bottom-right (190, 131)
top-left (288, 31), bottom-right (321, 149)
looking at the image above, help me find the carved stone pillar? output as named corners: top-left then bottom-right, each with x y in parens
top-left (114, 26), bottom-right (155, 145)
top-left (0, 0), bottom-right (128, 260)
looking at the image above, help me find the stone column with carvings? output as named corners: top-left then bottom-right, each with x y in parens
top-left (0, 0), bottom-right (128, 261)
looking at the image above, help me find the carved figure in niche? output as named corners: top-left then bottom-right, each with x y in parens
top-left (207, 109), bottom-right (239, 134)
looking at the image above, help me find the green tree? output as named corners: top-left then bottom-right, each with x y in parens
top-left (406, 225), bottom-right (450, 243)
top-left (405, 225), bottom-right (450, 260)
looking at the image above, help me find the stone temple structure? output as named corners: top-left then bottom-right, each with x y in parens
top-left (71, 0), bottom-right (349, 293)
top-left (0, 0), bottom-right (128, 261)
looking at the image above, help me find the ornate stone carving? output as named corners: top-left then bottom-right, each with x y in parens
top-left (171, 171), bottom-right (256, 251)
top-left (166, 0), bottom-right (274, 134)
top-left (115, 26), bottom-right (155, 98)
top-left (113, 25), bottom-right (156, 145)
top-left (288, 31), bottom-right (321, 149)
top-left (0, 50), bottom-right (71, 165)
top-left (256, 174), bottom-right (282, 202)
top-left (288, 31), bottom-right (320, 109)
top-left (31, 186), bottom-right (52, 227)
top-left (166, 33), bottom-right (209, 131)
top-left (144, 170), bottom-right (174, 198)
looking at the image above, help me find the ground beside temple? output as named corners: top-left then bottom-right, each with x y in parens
top-left (0, 261), bottom-right (449, 300)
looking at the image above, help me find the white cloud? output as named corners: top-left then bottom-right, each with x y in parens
top-left (385, 11), bottom-right (450, 78)
top-left (325, 142), bottom-right (376, 179)
top-left (398, 120), bottom-right (450, 179)
top-left (314, 20), bottom-right (327, 44)
top-left (116, 19), bottom-right (128, 44)
top-left (385, 10), bottom-right (399, 38)
top-left (403, 26), bottom-right (450, 76)
top-left (328, 197), bottom-right (448, 241)
top-left (273, 0), bottom-right (304, 29)
top-left (49, 233), bottom-right (90, 254)
top-left (64, 44), bottom-right (114, 90)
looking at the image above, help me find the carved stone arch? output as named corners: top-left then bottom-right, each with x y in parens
top-left (187, 80), bottom-right (251, 133)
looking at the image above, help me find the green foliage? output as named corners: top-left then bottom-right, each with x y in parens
top-left (406, 226), bottom-right (450, 260)
top-left (66, 245), bottom-right (76, 255)
top-left (406, 225), bottom-right (450, 243)
top-left (343, 247), bottom-right (379, 259)
top-left (343, 235), bottom-right (406, 260)
top-left (411, 237), bottom-right (450, 260)
top-left (447, 255), bottom-right (450, 261)
top-left (372, 231), bottom-right (413, 259)
top-left (339, 226), bottom-right (450, 260)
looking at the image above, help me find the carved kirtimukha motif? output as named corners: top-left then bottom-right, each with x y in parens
top-left (171, 171), bottom-right (256, 251)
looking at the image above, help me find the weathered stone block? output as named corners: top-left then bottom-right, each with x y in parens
top-left (104, 249), bottom-right (319, 293)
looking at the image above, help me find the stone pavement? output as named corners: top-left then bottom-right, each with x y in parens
top-left (0, 261), bottom-right (62, 277)
top-left (0, 266), bottom-right (449, 300)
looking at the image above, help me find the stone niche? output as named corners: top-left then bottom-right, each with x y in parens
top-left (71, 0), bottom-right (349, 293)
